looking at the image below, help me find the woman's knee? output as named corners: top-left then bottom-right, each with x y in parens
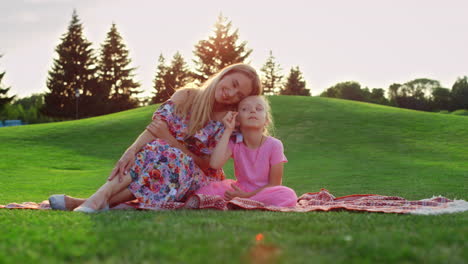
top-left (108, 172), bottom-right (133, 188)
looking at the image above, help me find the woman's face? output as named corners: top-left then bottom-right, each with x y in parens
top-left (214, 72), bottom-right (253, 105)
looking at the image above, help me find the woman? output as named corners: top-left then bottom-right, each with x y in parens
top-left (49, 63), bottom-right (262, 212)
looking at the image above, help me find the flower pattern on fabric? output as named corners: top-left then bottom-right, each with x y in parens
top-left (128, 100), bottom-right (226, 208)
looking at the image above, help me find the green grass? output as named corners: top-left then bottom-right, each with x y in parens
top-left (0, 96), bottom-right (467, 264)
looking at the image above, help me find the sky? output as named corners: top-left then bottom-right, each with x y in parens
top-left (1, 0), bottom-right (467, 99)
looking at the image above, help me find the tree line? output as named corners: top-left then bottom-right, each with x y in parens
top-left (152, 15), bottom-right (310, 103)
top-left (0, 11), bottom-right (310, 122)
top-left (1, 10), bottom-right (466, 123)
top-left (320, 78), bottom-right (468, 113)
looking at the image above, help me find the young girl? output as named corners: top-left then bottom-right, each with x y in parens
top-left (195, 95), bottom-right (297, 207)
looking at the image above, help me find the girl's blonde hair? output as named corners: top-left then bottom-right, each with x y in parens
top-left (176, 63), bottom-right (262, 137)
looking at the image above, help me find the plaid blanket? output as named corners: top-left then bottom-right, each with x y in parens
top-left (1, 189), bottom-right (467, 215)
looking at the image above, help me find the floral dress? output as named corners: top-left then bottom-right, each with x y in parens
top-left (127, 100), bottom-right (226, 208)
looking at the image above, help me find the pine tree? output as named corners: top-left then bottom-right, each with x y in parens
top-left (42, 10), bottom-right (99, 119)
top-left (260, 50), bottom-right (283, 95)
top-left (152, 52), bottom-right (192, 103)
top-left (280, 66), bottom-right (310, 96)
top-left (192, 14), bottom-right (252, 83)
top-left (152, 54), bottom-right (168, 104)
top-left (98, 23), bottom-right (141, 113)
top-left (0, 56), bottom-right (15, 113)
top-left (164, 52), bottom-right (192, 96)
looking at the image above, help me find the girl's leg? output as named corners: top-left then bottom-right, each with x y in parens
top-left (195, 179), bottom-right (236, 197)
top-left (75, 173), bottom-right (133, 210)
top-left (249, 186), bottom-right (298, 207)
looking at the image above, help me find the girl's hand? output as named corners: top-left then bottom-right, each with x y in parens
top-left (224, 184), bottom-right (249, 200)
top-left (222, 111), bottom-right (238, 131)
top-left (146, 117), bottom-right (172, 142)
top-left (108, 148), bottom-right (136, 182)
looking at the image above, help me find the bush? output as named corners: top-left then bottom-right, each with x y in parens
top-left (451, 109), bottom-right (468, 116)
top-left (0, 93), bottom-right (63, 124)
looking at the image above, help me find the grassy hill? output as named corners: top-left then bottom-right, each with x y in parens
top-left (0, 96), bottom-right (466, 263)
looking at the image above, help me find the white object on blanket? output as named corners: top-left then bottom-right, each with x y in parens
top-left (410, 197), bottom-right (468, 215)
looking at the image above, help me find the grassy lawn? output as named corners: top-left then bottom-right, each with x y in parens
top-left (0, 96), bottom-right (466, 263)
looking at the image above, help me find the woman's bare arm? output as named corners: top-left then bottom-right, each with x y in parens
top-left (109, 88), bottom-right (214, 182)
top-left (146, 119), bottom-right (211, 171)
top-left (129, 129), bottom-right (156, 153)
top-left (107, 129), bottom-right (156, 182)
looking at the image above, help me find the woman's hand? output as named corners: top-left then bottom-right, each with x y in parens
top-left (224, 184), bottom-right (249, 200)
top-left (146, 117), bottom-right (173, 143)
top-left (222, 111), bottom-right (238, 132)
top-left (107, 148), bottom-right (136, 182)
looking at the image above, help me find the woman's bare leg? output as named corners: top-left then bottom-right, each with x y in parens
top-left (62, 186), bottom-right (135, 210)
top-left (62, 196), bottom-right (86, 210)
top-left (60, 174), bottom-right (135, 210)
top-left (108, 188), bottom-right (136, 207)
top-left (75, 173), bottom-right (133, 211)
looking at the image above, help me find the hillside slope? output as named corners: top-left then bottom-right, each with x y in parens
top-left (0, 96), bottom-right (466, 202)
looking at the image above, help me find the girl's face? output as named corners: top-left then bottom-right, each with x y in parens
top-left (214, 72), bottom-right (253, 105)
top-left (237, 96), bottom-right (268, 130)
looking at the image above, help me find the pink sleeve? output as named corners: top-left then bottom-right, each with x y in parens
top-left (270, 139), bottom-right (288, 165)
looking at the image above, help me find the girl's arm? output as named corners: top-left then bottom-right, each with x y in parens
top-left (225, 162), bottom-right (284, 199)
top-left (209, 111), bottom-right (237, 169)
top-left (209, 128), bottom-right (233, 169)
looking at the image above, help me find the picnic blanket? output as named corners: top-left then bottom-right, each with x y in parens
top-left (1, 189), bottom-right (467, 215)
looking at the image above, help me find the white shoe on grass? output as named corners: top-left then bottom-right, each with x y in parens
top-left (73, 206), bottom-right (97, 213)
top-left (48, 194), bottom-right (67, 211)
top-left (73, 203), bottom-right (110, 213)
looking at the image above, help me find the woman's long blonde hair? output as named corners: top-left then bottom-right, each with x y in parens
top-left (176, 63), bottom-right (262, 137)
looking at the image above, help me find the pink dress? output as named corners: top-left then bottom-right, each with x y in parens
top-left (195, 136), bottom-right (298, 207)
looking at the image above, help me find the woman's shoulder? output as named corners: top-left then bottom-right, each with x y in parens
top-left (171, 88), bottom-right (199, 105)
